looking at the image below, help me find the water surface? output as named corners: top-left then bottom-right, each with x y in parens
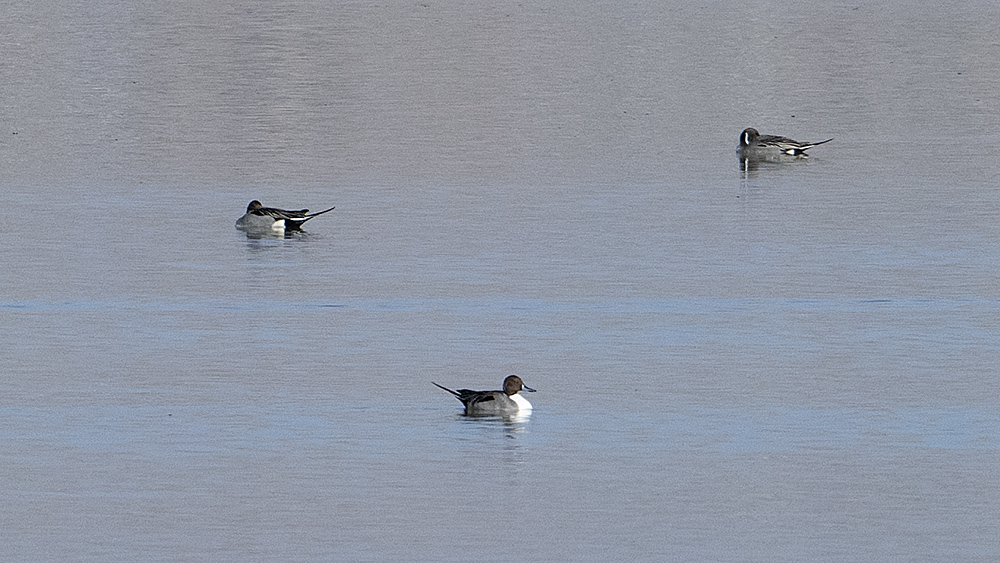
top-left (3, 1), bottom-right (1000, 561)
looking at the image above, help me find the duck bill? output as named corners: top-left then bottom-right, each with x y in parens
top-left (522, 385), bottom-right (537, 393)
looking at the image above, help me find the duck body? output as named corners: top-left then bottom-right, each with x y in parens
top-left (738, 127), bottom-right (832, 157)
top-left (235, 200), bottom-right (335, 233)
top-left (433, 375), bottom-right (536, 416)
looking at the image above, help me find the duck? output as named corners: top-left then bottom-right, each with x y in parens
top-left (235, 200), bottom-right (335, 232)
top-left (432, 375), bottom-right (536, 415)
top-left (738, 127), bottom-right (832, 156)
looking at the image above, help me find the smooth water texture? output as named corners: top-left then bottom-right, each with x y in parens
top-left (3, 1), bottom-right (1000, 561)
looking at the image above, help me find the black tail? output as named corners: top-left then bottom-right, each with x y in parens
top-left (305, 206), bottom-right (336, 218)
top-left (432, 381), bottom-right (461, 397)
top-left (287, 206), bottom-right (335, 230)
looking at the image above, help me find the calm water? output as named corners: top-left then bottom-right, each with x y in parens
top-left (3, 1), bottom-right (1000, 561)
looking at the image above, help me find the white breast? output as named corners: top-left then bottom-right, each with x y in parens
top-left (510, 393), bottom-right (532, 411)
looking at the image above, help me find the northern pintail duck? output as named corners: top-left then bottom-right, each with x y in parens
top-left (235, 200), bottom-right (335, 233)
top-left (738, 128), bottom-right (832, 156)
top-left (432, 375), bottom-right (536, 415)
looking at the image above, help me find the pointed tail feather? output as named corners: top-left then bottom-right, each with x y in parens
top-left (286, 206), bottom-right (335, 229)
top-left (305, 206), bottom-right (336, 218)
top-left (432, 381), bottom-right (461, 397)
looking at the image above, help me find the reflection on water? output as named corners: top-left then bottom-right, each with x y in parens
top-left (462, 410), bottom-right (533, 426)
top-left (737, 150), bottom-right (820, 179)
top-left (240, 228), bottom-right (318, 241)
top-left (456, 411), bottom-right (533, 435)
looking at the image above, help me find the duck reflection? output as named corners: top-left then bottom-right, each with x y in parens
top-left (738, 151), bottom-right (809, 177)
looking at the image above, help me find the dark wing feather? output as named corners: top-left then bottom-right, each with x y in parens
top-left (462, 392), bottom-right (496, 406)
top-left (253, 207), bottom-right (309, 220)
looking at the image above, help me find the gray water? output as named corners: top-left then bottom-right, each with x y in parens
top-left (3, 1), bottom-right (1000, 561)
